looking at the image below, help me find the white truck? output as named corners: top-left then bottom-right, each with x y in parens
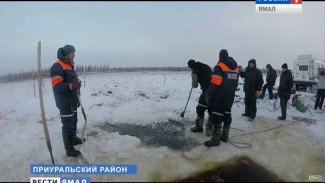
top-left (292, 54), bottom-right (325, 93)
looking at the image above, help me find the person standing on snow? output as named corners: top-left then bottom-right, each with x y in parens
top-left (204, 49), bottom-right (239, 147)
top-left (187, 59), bottom-right (213, 136)
top-left (277, 63), bottom-right (294, 120)
top-left (313, 68), bottom-right (325, 110)
top-left (238, 59), bottom-right (264, 121)
top-left (260, 64), bottom-right (277, 100)
top-left (50, 45), bottom-right (85, 157)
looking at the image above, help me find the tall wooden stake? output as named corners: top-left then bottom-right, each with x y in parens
top-left (37, 41), bottom-right (55, 164)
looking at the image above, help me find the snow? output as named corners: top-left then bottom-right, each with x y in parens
top-left (0, 71), bottom-right (324, 182)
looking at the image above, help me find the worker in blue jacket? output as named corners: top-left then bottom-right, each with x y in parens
top-left (50, 45), bottom-right (84, 157)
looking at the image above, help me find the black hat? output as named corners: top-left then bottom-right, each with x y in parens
top-left (282, 63), bottom-right (288, 69)
top-left (247, 59), bottom-right (256, 68)
top-left (248, 59), bottom-right (256, 65)
top-left (57, 45), bottom-right (75, 63)
top-left (188, 59), bottom-right (196, 69)
top-left (219, 49), bottom-right (228, 59)
top-left (266, 64), bottom-right (271, 69)
top-left (62, 45), bottom-right (75, 57)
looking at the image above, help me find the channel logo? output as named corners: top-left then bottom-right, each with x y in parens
top-left (309, 175), bottom-right (322, 182)
top-left (30, 177), bottom-right (90, 183)
top-left (256, 0), bottom-right (302, 14)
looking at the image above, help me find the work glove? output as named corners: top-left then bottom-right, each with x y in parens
top-left (69, 79), bottom-right (81, 90)
top-left (255, 90), bottom-right (261, 98)
top-left (238, 65), bottom-right (243, 72)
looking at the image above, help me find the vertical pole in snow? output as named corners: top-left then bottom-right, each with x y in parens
top-left (83, 65), bottom-right (86, 88)
top-left (164, 73), bottom-right (166, 86)
top-left (33, 68), bottom-right (36, 98)
top-left (37, 41), bottom-right (55, 164)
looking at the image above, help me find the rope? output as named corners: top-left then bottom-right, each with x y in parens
top-left (227, 122), bottom-right (295, 148)
top-left (181, 121), bottom-right (297, 161)
top-left (227, 127), bottom-right (252, 148)
top-left (181, 143), bottom-right (209, 161)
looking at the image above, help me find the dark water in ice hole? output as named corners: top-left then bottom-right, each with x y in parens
top-left (176, 156), bottom-right (284, 182)
top-left (97, 119), bottom-right (201, 150)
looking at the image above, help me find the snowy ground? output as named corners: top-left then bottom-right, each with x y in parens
top-left (0, 71), bottom-right (324, 182)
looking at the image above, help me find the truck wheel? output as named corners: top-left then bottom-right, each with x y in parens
top-left (295, 84), bottom-right (300, 91)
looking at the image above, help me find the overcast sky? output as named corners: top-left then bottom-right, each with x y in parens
top-left (0, 1), bottom-right (324, 75)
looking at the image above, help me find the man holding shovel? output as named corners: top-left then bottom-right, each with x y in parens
top-left (50, 45), bottom-right (85, 157)
top-left (187, 59), bottom-right (213, 136)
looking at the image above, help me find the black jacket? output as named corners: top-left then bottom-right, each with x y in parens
top-left (192, 62), bottom-right (212, 91)
top-left (206, 57), bottom-right (239, 110)
top-left (239, 59), bottom-right (264, 94)
top-left (50, 49), bottom-right (79, 109)
top-left (278, 70), bottom-right (294, 99)
top-left (266, 66), bottom-right (277, 86)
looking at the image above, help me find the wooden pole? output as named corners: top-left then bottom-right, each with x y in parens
top-left (33, 68), bottom-right (36, 98)
top-left (37, 41), bottom-right (55, 164)
top-left (83, 65), bottom-right (86, 88)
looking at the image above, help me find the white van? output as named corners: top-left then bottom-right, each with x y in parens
top-left (292, 54), bottom-right (325, 92)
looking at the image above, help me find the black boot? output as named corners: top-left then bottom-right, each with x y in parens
top-left (191, 117), bottom-right (204, 133)
top-left (205, 121), bottom-right (213, 137)
top-left (220, 125), bottom-right (230, 142)
top-left (204, 124), bottom-right (221, 147)
top-left (241, 113), bottom-right (249, 117)
top-left (72, 131), bottom-right (86, 146)
top-left (63, 132), bottom-right (81, 157)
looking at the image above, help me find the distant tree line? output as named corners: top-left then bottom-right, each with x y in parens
top-left (0, 64), bottom-right (283, 84)
top-left (0, 65), bottom-right (191, 83)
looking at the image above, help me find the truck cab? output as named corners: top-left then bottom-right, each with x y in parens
top-left (292, 54), bottom-right (325, 93)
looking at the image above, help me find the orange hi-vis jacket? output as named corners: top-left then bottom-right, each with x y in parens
top-left (207, 58), bottom-right (239, 111)
top-left (50, 60), bottom-right (79, 109)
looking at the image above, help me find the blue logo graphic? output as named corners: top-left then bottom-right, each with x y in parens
top-left (31, 164), bottom-right (137, 175)
top-left (256, 0), bottom-right (291, 4)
